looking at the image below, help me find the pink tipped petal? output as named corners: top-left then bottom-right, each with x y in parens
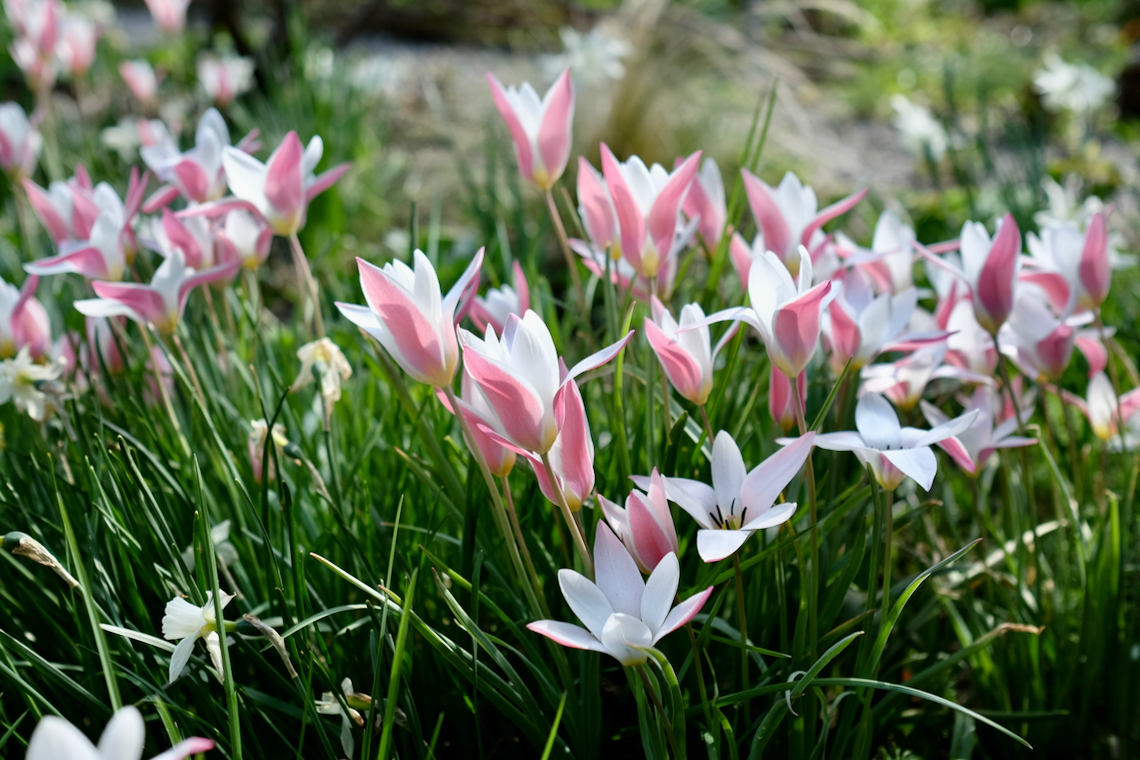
top-left (975, 214), bottom-right (1020, 332)
top-left (646, 317), bottom-right (704, 403)
top-left (655, 585), bottom-right (714, 641)
top-left (23, 179), bottom-right (68, 242)
top-left (601, 144), bottom-right (647, 271)
top-left (827, 299), bottom-right (861, 362)
top-left (741, 169), bottom-right (791, 256)
top-left (162, 209), bottom-right (203, 268)
top-left (647, 151), bottom-right (700, 253)
top-left (1079, 212), bottom-right (1110, 307)
top-left (177, 259), bottom-right (241, 314)
top-left (771, 282), bottom-right (831, 376)
top-left (264, 131), bottom-right (305, 217)
top-left (91, 282), bottom-right (167, 324)
top-left (25, 246), bottom-right (112, 279)
top-left (527, 620), bottom-right (608, 653)
top-left (640, 552), bottom-right (679, 635)
top-left (462, 350), bottom-right (546, 452)
top-left (173, 159), bottom-right (210, 203)
top-left (143, 184), bottom-right (182, 214)
top-left (936, 436), bottom-right (977, 474)
top-left (486, 72), bottom-right (535, 182)
top-left (696, 529), bottom-right (752, 562)
top-left (552, 380), bottom-right (595, 506)
top-left (801, 187), bottom-right (868, 248)
top-left (536, 69), bottom-right (574, 186)
top-left (1075, 335), bottom-right (1108, 377)
top-left (730, 233), bottom-right (754, 291)
top-left (443, 247), bottom-right (485, 320)
top-left (151, 738), bottom-right (218, 760)
top-left (358, 258), bottom-right (450, 384)
top-left (741, 432), bottom-right (815, 514)
top-left (743, 501), bottom-right (797, 531)
top-left (1020, 271), bottom-right (1071, 314)
top-left (178, 197), bottom-right (263, 219)
top-left (882, 446), bottom-right (939, 491)
top-left (306, 162), bottom-right (352, 202)
top-left (912, 408), bottom-right (981, 448)
top-left (594, 521), bottom-right (644, 618)
top-left (578, 157), bottom-right (616, 248)
top-left (628, 491), bottom-right (677, 572)
top-left (564, 330), bottom-right (634, 383)
top-left (513, 260), bottom-right (530, 313)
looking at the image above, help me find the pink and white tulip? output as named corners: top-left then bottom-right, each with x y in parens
top-left (574, 238), bottom-right (678, 302)
top-left (0, 275), bottom-right (50, 360)
top-left (645, 296), bottom-right (736, 406)
top-left (55, 14), bottom-right (96, 78)
top-left (923, 215), bottom-right (1022, 335)
top-left (9, 0), bottom-right (58, 90)
top-left (197, 54), bottom-right (254, 108)
top-left (769, 365), bottom-right (806, 432)
top-left (0, 102), bottom-right (41, 178)
top-left (337, 249), bottom-right (483, 388)
top-left (920, 387), bottom-right (1035, 475)
top-left (469, 261), bottom-right (528, 334)
top-left (640, 431), bottom-right (815, 562)
top-left (214, 208), bottom-right (272, 270)
top-left (120, 59), bottom-right (158, 105)
top-left (74, 247), bottom-right (239, 334)
top-left (838, 210), bottom-right (918, 294)
top-left (144, 0), bottom-right (190, 34)
top-left (811, 393), bottom-right (978, 490)
top-left (577, 156), bottom-right (619, 255)
top-left (682, 156), bottom-right (727, 252)
top-left (1062, 373), bottom-right (1140, 443)
top-left (438, 367), bottom-right (516, 478)
top-left (459, 309), bottom-right (631, 454)
top-left (1000, 291), bottom-right (1107, 381)
top-left (527, 521), bottom-right (712, 666)
top-left (86, 315), bottom-right (126, 375)
top-left (26, 706), bottom-right (214, 760)
top-left (943, 300), bottom-right (998, 377)
top-left (740, 169), bottom-right (867, 278)
top-left (860, 343), bottom-right (990, 411)
top-left (600, 469), bottom-right (679, 573)
top-left (487, 69), bottom-right (574, 191)
top-left (142, 108), bottom-right (244, 205)
top-left (1025, 214), bottom-right (1110, 312)
top-left (600, 144), bottom-right (701, 281)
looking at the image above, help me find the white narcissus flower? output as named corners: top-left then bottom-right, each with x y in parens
top-left (161, 589), bottom-right (235, 684)
top-left (316, 677), bottom-right (368, 758)
top-left (292, 337), bottom-right (352, 405)
top-left (889, 94), bottom-right (949, 161)
top-left (637, 431), bottom-right (815, 562)
top-left (810, 393), bottom-right (979, 491)
top-left (1034, 54), bottom-right (1114, 116)
top-left (26, 705), bottom-right (214, 760)
top-left (527, 522), bottom-right (712, 666)
top-left (0, 346), bottom-right (63, 421)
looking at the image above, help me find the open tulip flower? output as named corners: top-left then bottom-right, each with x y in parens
top-left (1061, 372), bottom-right (1140, 443)
top-left (214, 208), bottom-right (272, 270)
top-left (74, 247), bottom-right (240, 334)
top-left (458, 309), bottom-right (632, 454)
top-left (573, 237), bottom-right (678, 302)
top-left (161, 590), bottom-right (234, 684)
top-left (637, 431), bottom-right (815, 562)
top-left (823, 268), bottom-right (947, 373)
top-left (142, 108), bottom-right (256, 206)
top-left (469, 260), bottom-right (529, 334)
top-left (337, 248), bottom-right (483, 388)
top-left (810, 393), bottom-right (979, 491)
top-left (197, 130), bottom-right (351, 237)
top-left (487, 68), bottom-right (574, 191)
top-left (577, 156), bottom-right (620, 256)
top-left (1001, 290), bottom-right (1107, 382)
top-left (703, 246), bottom-right (836, 380)
top-left (769, 365), bottom-right (806, 432)
top-left (601, 144), bottom-right (701, 282)
top-left (861, 343), bottom-right (990, 411)
top-left (0, 102), bottom-right (41, 179)
top-left (943, 300), bottom-right (998, 377)
top-left (527, 521), bottom-right (712, 666)
top-left (682, 156), bottom-right (727, 253)
top-left (740, 169), bottom-right (867, 278)
top-left (600, 469), bottom-right (679, 574)
top-left (150, 208), bottom-right (217, 269)
top-left (921, 215), bottom-right (1022, 336)
top-left (834, 210), bottom-right (919, 295)
top-left (646, 296), bottom-right (737, 407)
top-left (26, 706), bottom-right (214, 760)
top-left (1025, 214), bottom-right (1110, 312)
top-left (0, 274), bottom-right (50, 360)
top-left (920, 387), bottom-right (1036, 476)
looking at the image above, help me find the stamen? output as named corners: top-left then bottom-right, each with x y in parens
top-left (739, 507), bottom-right (748, 526)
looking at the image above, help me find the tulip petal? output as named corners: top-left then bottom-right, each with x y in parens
top-left (655, 586), bottom-right (714, 642)
top-left (646, 317), bottom-right (704, 402)
top-left (26, 716), bottom-right (101, 760)
top-left (558, 568), bottom-right (613, 639)
top-left (594, 521), bottom-right (644, 618)
top-left (855, 393), bottom-right (902, 449)
top-left (641, 552), bottom-right (679, 636)
top-left (696, 528), bottom-right (752, 562)
top-left (487, 73), bottom-right (535, 181)
top-left (882, 446), bottom-right (939, 491)
top-left (24, 246), bottom-right (113, 279)
top-left (935, 435), bottom-right (977, 474)
top-left (526, 620), bottom-right (607, 653)
top-left (741, 432), bottom-right (815, 515)
top-left (648, 151), bottom-right (700, 253)
top-left (96, 706), bottom-right (145, 760)
top-left (711, 431), bottom-right (746, 515)
top-left (601, 613), bottom-right (654, 666)
top-left (974, 213), bottom-right (1020, 331)
top-left (800, 187), bottom-right (868, 249)
top-left (910, 408), bottom-right (981, 448)
top-left (657, 476), bottom-right (716, 529)
top-left (741, 169), bottom-right (791, 256)
top-left (442, 247), bottom-right (485, 320)
top-left (173, 158), bottom-right (210, 203)
top-left (537, 69), bottom-right (574, 186)
top-left (462, 348), bottom-right (547, 452)
top-left (264, 131), bottom-right (305, 218)
top-left (152, 738), bottom-right (218, 760)
top-left (563, 330), bottom-right (634, 383)
top-left (743, 500), bottom-right (797, 530)
top-left (306, 162), bottom-right (351, 202)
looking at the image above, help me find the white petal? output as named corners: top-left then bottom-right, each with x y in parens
top-left (26, 716), bottom-right (101, 760)
top-left (743, 501), bottom-right (797, 530)
top-left (641, 552), bottom-right (679, 637)
top-left (527, 620), bottom-right (608, 653)
top-left (557, 568), bottom-right (613, 640)
top-left (882, 446), bottom-right (938, 491)
top-left (660, 476), bottom-right (717, 529)
top-left (97, 707), bottom-right (145, 760)
top-left (167, 633), bottom-right (197, 684)
top-left (696, 529), bottom-right (753, 562)
top-left (221, 146), bottom-right (269, 214)
top-left (855, 393), bottom-right (902, 449)
top-left (600, 613), bottom-right (653, 666)
top-left (910, 408), bottom-right (981, 448)
top-left (711, 431), bottom-right (747, 515)
top-left (594, 522), bottom-right (644, 618)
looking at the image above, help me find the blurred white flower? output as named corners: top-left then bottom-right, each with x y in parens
top-left (1035, 176), bottom-right (1135, 269)
top-left (304, 46), bottom-right (335, 82)
top-left (197, 54), bottom-right (254, 107)
top-left (1034, 54), bottom-right (1113, 116)
top-left (544, 25), bottom-right (632, 83)
top-left (0, 347), bottom-right (62, 422)
top-left (292, 337), bottom-right (352, 407)
top-left (889, 94), bottom-right (948, 161)
top-left (101, 117), bottom-right (142, 161)
top-left (161, 589), bottom-right (234, 684)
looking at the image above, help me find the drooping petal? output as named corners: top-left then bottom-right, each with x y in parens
top-left (882, 446), bottom-right (939, 491)
top-left (167, 633), bottom-right (197, 684)
top-left (654, 586), bottom-right (714, 642)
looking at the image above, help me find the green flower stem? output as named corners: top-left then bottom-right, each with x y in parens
top-left (544, 188), bottom-right (586, 316)
top-left (790, 374), bottom-right (819, 657)
top-left (540, 452), bottom-right (594, 579)
top-left (289, 232), bottom-right (325, 337)
top-left (733, 552), bottom-right (750, 731)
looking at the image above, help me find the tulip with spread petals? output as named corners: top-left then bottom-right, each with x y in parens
top-left (601, 144), bottom-right (701, 283)
top-left (769, 365), bottom-right (806, 433)
top-left (703, 247), bottom-right (836, 380)
top-left (527, 522), bottom-right (712, 666)
top-left (487, 69), bottom-right (574, 191)
top-left (198, 54), bottom-right (254, 107)
top-left (683, 156), bottom-right (727, 252)
top-left (920, 387), bottom-right (1036, 475)
top-left (1061, 372), bottom-right (1140, 443)
top-left (860, 343), bottom-right (989, 411)
top-left (0, 274), bottom-right (50, 359)
top-left (144, 0), bottom-right (189, 34)
top-left (1026, 214), bottom-right (1110, 312)
top-left (645, 296), bottom-right (737, 407)
top-left (74, 247), bottom-right (240, 334)
top-left (638, 431), bottom-right (815, 562)
top-left (811, 393), bottom-right (979, 491)
top-left (142, 108), bottom-right (254, 205)
top-left (0, 102), bottom-right (41, 178)
top-left (469, 260), bottom-right (528, 334)
top-left (458, 309), bottom-right (632, 454)
top-left (740, 169), bottom-right (867, 278)
top-left (600, 469), bottom-right (679, 573)
top-left (1001, 291), bottom-right (1108, 381)
top-left (26, 706), bottom-right (214, 760)
top-left (337, 248), bottom-right (483, 388)
top-left (161, 589), bottom-right (234, 684)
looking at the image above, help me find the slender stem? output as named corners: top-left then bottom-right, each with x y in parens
top-left (138, 326), bottom-right (189, 456)
top-left (172, 332), bottom-right (206, 404)
top-left (685, 622), bottom-right (714, 736)
top-left (790, 374), bottom-right (819, 657)
top-left (637, 665), bottom-right (680, 760)
top-left (1052, 385), bottom-right (1084, 501)
top-left (733, 552), bottom-right (750, 731)
top-left (880, 489), bottom-right (895, 636)
top-left (444, 387), bottom-right (545, 619)
top-left (501, 476), bottom-right (548, 616)
top-left (1096, 312), bottom-right (1129, 452)
top-left (289, 233), bottom-right (325, 337)
top-left (699, 405), bottom-right (715, 447)
top-left (544, 188), bottom-right (586, 315)
top-left (992, 333), bottom-right (1038, 593)
top-left (540, 452), bottom-right (594, 578)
